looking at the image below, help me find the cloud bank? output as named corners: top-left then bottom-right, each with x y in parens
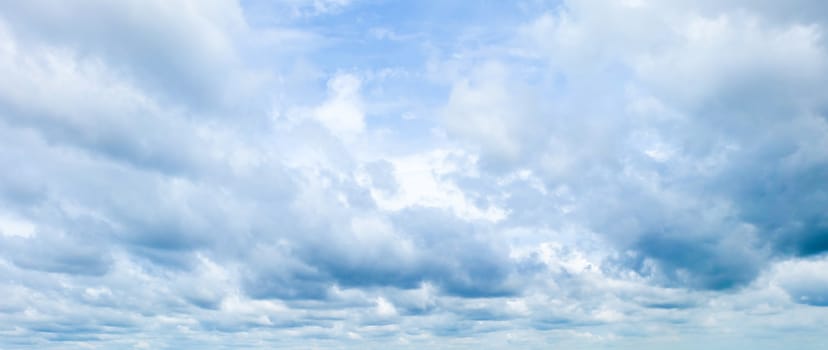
top-left (0, 1), bottom-right (826, 349)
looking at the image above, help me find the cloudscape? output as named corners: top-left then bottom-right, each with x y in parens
top-left (0, 1), bottom-right (827, 349)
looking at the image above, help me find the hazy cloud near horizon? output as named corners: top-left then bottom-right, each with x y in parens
top-left (0, 1), bottom-right (827, 349)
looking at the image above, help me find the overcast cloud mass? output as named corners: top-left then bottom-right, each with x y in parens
top-left (1, 0), bottom-right (827, 349)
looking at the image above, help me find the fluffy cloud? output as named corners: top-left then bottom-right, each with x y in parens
top-left (1, 1), bottom-right (827, 349)
top-left (0, 0), bottom-right (248, 108)
top-left (764, 257), bottom-right (828, 307)
top-left (312, 73), bottom-right (366, 140)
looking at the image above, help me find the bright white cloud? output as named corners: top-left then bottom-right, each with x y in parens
top-left (0, 214), bottom-right (36, 238)
top-left (313, 73), bottom-right (366, 140)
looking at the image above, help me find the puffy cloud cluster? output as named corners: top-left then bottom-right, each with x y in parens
top-left (0, 1), bottom-right (827, 349)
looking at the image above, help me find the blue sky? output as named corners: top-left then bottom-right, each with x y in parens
top-left (0, 0), bottom-right (827, 349)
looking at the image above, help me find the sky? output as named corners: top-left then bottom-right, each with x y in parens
top-left (0, 0), bottom-right (827, 349)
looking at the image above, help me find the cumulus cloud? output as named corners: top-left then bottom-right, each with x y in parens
top-left (1, 1), bottom-right (828, 349)
top-left (312, 73), bottom-right (366, 140)
top-left (0, 0), bottom-right (248, 108)
top-left (766, 257), bottom-right (828, 307)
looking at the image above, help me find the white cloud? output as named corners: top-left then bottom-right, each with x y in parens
top-left (0, 214), bottom-right (35, 238)
top-left (765, 257), bottom-right (828, 306)
top-left (313, 73), bottom-right (366, 140)
top-left (442, 62), bottom-right (543, 164)
top-left (1, 0), bottom-right (828, 349)
top-left (635, 14), bottom-right (828, 112)
top-left (0, 0), bottom-right (249, 107)
top-left (375, 297), bottom-right (398, 317)
top-left (366, 149), bottom-right (507, 222)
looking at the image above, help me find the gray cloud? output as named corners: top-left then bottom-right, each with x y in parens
top-left (0, 0), bottom-right (247, 109)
